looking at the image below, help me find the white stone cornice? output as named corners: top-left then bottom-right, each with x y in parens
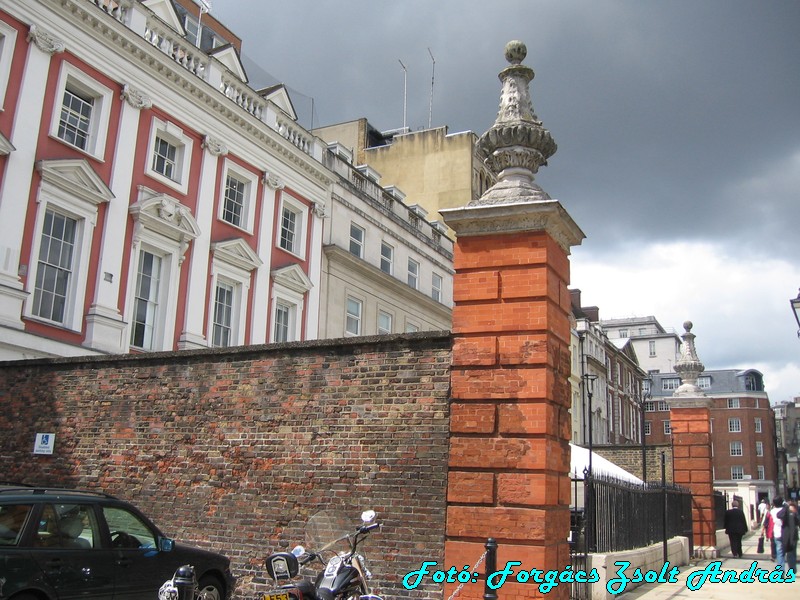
top-left (202, 135), bottom-right (229, 157)
top-left (121, 83), bottom-right (152, 109)
top-left (440, 199), bottom-right (585, 254)
top-left (27, 24), bottom-right (66, 55)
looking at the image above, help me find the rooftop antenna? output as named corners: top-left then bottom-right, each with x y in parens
top-left (398, 59), bottom-right (408, 131)
top-left (196, 0), bottom-right (211, 48)
top-left (427, 47), bottom-right (435, 129)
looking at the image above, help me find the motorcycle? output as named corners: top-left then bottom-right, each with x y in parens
top-left (260, 509), bottom-right (383, 600)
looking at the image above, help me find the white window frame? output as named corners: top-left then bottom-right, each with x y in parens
top-left (129, 247), bottom-right (168, 351)
top-left (207, 267), bottom-right (248, 348)
top-left (269, 290), bottom-right (302, 343)
top-left (30, 208), bottom-right (79, 326)
top-left (0, 20), bottom-right (19, 110)
top-left (377, 309), bottom-right (393, 335)
top-left (345, 295), bottom-right (362, 336)
top-left (755, 441), bottom-right (764, 457)
top-left (649, 340), bottom-right (656, 357)
top-left (757, 465), bottom-right (765, 480)
top-left (663, 420), bottom-right (671, 435)
top-left (662, 378), bottom-right (680, 391)
top-left (349, 222), bottom-right (365, 258)
top-left (276, 193), bottom-right (308, 259)
top-left (728, 418), bottom-right (741, 433)
top-left (49, 63), bottom-right (113, 160)
top-left (727, 397), bottom-right (740, 408)
top-left (273, 299), bottom-right (294, 343)
top-left (380, 241), bottom-right (393, 274)
top-left (754, 418), bottom-right (762, 433)
top-left (644, 421), bottom-right (651, 436)
top-left (432, 272), bottom-right (443, 303)
top-left (127, 242), bottom-right (176, 351)
top-left (126, 190), bottom-right (199, 350)
top-left (218, 160), bottom-right (258, 232)
top-left (407, 258), bottom-right (419, 289)
top-left (405, 319), bottom-right (420, 333)
top-left (145, 118), bottom-right (193, 195)
top-left (698, 376), bottom-right (711, 389)
top-left (269, 264), bottom-right (310, 343)
top-left (25, 164), bottom-right (110, 332)
top-left (731, 466), bottom-right (744, 480)
top-left (730, 441), bottom-right (743, 457)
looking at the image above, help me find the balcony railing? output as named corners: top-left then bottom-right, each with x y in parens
top-left (87, 0), bottom-right (319, 157)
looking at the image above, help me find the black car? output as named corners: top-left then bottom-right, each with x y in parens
top-left (0, 485), bottom-right (235, 599)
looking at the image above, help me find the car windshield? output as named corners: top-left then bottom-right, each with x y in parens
top-left (103, 506), bottom-right (157, 549)
top-left (0, 504), bottom-right (33, 546)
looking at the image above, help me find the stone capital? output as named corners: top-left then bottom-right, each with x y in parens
top-left (440, 198), bottom-right (584, 254)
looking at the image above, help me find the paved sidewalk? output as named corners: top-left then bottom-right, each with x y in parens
top-left (622, 533), bottom-right (798, 600)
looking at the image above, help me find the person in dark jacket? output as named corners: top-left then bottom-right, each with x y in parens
top-left (780, 501), bottom-right (799, 574)
top-left (724, 500), bottom-right (749, 558)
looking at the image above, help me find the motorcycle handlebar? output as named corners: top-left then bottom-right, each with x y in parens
top-left (359, 522), bottom-right (381, 533)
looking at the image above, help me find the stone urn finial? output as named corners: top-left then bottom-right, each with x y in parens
top-left (673, 321), bottom-right (706, 397)
top-left (473, 40), bottom-right (556, 206)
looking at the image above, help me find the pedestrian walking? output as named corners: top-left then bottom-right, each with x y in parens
top-left (723, 500), bottom-right (748, 558)
top-left (781, 500), bottom-right (798, 574)
top-left (758, 497), bottom-right (769, 526)
top-left (771, 497), bottom-right (787, 569)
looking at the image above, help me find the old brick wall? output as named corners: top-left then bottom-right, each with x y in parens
top-left (0, 332), bottom-right (451, 599)
top-left (593, 444), bottom-right (674, 484)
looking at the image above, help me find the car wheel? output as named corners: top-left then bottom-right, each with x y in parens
top-left (197, 574), bottom-right (225, 600)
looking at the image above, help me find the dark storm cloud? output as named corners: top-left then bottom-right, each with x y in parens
top-left (213, 1), bottom-right (800, 400)
top-left (217, 0), bottom-right (800, 257)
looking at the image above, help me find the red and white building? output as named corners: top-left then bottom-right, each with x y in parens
top-left (0, 0), bottom-right (335, 358)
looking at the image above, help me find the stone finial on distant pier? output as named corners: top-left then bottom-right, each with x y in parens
top-left (673, 321), bottom-right (706, 397)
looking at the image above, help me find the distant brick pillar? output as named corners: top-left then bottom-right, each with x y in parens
top-left (669, 400), bottom-right (716, 555)
top-left (668, 322), bottom-right (716, 557)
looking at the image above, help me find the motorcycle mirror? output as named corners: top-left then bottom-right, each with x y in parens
top-left (291, 545), bottom-right (305, 557)
top-left (361, 510), bottom-right (376, 523)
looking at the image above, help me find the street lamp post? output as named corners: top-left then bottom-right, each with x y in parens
top-left (791, 289), bottom-right (800, 338)
top-left (639, 378), bottom-right (652, 483)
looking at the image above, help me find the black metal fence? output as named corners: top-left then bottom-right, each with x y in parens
top-left (585, 475), bottom-right (693, 553)
top-left (570, 471), bottom-right (693, 600)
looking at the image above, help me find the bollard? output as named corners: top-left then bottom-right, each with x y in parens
top-left (483, 538), bottom-right (498, 600)
top-left (172, 564), bottom-right (197, 600)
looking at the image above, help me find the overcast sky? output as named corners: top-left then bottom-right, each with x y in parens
top-left (212, 0), bottom-right (800, 404)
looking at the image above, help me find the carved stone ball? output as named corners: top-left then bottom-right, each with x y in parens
top-left (683, 320), bottom-right (693, 332)
top-left (505, 40), bottom-right (527, 64)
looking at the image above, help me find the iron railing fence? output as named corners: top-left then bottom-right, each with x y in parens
top-left (584, 474), bottom-right (693, 554)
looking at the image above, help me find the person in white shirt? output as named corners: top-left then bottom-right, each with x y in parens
top-left (771, 497), bottom-right (787, 570)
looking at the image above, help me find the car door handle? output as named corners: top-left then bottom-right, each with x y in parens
top-left (116, 557), bottom-right (132, 567)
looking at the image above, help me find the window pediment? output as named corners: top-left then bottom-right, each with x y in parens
top-left (142, 0), bottom-right (185, 34)
top-left (212, 238), bottom-right (263, 272)
top-left (258, 84), bottom-right (297, 121)
top-left (36, 159), bottom-right (114, 206)
top-left (210, 45), bottom-right (247, 84)
top-left (130, 186), bottom-right (200, 244)
top-left (271, 263), bottom-right (312, 294)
